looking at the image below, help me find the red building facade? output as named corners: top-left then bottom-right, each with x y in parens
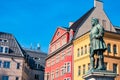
top-left (45, 27), bottom-right (74, 80)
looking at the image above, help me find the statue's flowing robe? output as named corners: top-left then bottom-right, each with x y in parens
top-left (90, 24), bottom-right (107, 54)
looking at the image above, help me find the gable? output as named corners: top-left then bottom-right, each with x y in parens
top-left (51, 27), bottom-right (68, 44)
top-left (74, 5), bottom-right (116, 39)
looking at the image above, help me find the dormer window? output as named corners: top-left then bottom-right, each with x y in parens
top-left (0, 39), bottom-right (2, 42)
top-left (57, 32), bottom-right (60, 36)
top-left (34, 57), bottom-right (40, 61)
top-left (0, 38), bottom-right (8, 42)
top-left (0, 46), bottom-right (9, 54)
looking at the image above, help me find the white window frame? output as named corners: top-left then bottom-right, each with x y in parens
top-left (0, 46), bottom-right (9, 54)
top-left (67, 62), bottom-right (71, 73)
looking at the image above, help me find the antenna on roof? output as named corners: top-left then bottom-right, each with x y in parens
top-left (30, 43), bottom-right (32, 49)
top-left (37, 43), bottom-right (41, 51)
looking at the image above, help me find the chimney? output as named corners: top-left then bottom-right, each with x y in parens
top-left (94, 0), bottom-right (103, 9)
top-left (69, 22), bottom-right (74, 27)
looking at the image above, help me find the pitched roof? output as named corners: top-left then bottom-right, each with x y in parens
top-left (0, 32), bottom-right (24, 57)
top-left (23, 48), bottom-right (47, 58)
top-left (23, 48), bottom-right (47, 67)
top-left (50, 27), bottom-right (69, 44)
top-left (70, 7), bottom-right (95, 31)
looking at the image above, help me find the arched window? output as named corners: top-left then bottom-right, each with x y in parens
top-left (83, 65), bottom-right (85, 74)
top-left (81, 47), bottom-right (83, 55)
top-left (102, 20), bottom-right (106, 29)
top-left (88, 44), bottom-right (90, 53)
top-left (67, 63), bottom-right (70, 73)
top-left (78, 66), bottom-right (81, 76)
top-left (113, 44), bottom-right (117, 54)
top-left (107, 44), bottom-right (111, 53)
top-left (77, 48), bottom-right (80, 57)
top-left (85, 45), bottom-right (87, 54)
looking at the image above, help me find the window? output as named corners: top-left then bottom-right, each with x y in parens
top-left (107, 44), bottom-right (111, 53)
top-left (4, 40), bottom-right (8, 42)
top-left (67, 78), bottom-right (70, 80)
top-left (16, 77), bottom-right (19, 80)
top-left (88, 63), bottom-right (90, 70)
top-left (78, 66), bottom-right (81, 76)
top-left (17, 63), bottom-right (20, 69)
top-left (56, 41), bottom-right (60, 49)
top-left (67, 48), bottom-right (71, 56)
top-left (38, 64), bottom-right (41, 69)
top-left (61, 67), bottom-right (65, 75)
top-left (0, 39), bottom-right (8, 43)
top-left (102, 20), bottom-right (106, 28)
top-left (113, 64), bottom-right (117, 73)
top-left (61, 52), bottom-right (65, 60)
top-left (3, 61), bottom-right (10, 68)
top-left (51, 72), bottom-right (54, 80)
top-left (85, 45), bottom-right (87, 54)
top-left (113, 45), bottom-right (117, 54)
top-left (88, 44), bottom-right (90, 53)
top-left (57, 32), bottom-right (60, 36)
top-left (56, 55), bottom-right (59, 63)
top-left (64, 78), bottom-right (70, 80)
top-left (2, 76), bottom-right (9, 80)
top-left (0, 46), bottom-right (3, 53)
top-left (0, 39), bottom-right (2, 42)
top-left (64, 63), bottom-right (66, 73)
top-left (35, 74), bottom-right (39, 80)
top-left (62, 36), bottom-right (67, 45)
top-left (67, 63), bottom-right (70, 73)
top-left (77, 48), bottom-right (80, 57)
top-left (46, 73), bottom-right (49, 80)
top-left (5, 47), bottom-right (9, 53)
top-left (0, 46), bottom-right (9, 53)
top-left (56, 69), bottom-right (59, 78)
top-left (83, 65), bottom-right (85, 74)
top-left (0, 60), bottom-right (2, 68)
top-left (104, 62), bottom-right (107, 70)
top-left (81, 47), bottom-right (83, 55)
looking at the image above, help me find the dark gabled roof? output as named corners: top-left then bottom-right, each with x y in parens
top-left (0, 32), bottom-right (24, 57)
top-left (23, 48), bottom-right (47, 67)
top-left (23, 48), bottom-right (47, 58)
top-left (70, 7), bottom-right (95, 31)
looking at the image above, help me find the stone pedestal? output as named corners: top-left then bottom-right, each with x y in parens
top-left (83, 70), bottom-right (117, 80)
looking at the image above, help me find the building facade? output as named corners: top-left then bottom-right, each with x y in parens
top-left (23, 49), bottom-right (47, 80)
top-left (0, 32), bottom-right (47, 80)
top-left (45, 27), bottom-right (75, 80)
top-left (0, 32), bottom-right (28, 80)
top-left (73, 0), bottom-right (120, 80)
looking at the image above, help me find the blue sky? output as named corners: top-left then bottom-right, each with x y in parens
top-left (0, 0), bottom-right (120, 53)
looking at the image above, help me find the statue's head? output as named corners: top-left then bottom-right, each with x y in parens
top-left (91, 18), bottom-right (99, 26)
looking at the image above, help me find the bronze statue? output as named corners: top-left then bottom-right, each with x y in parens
top-left (89, 18), bottom-right (107, 71)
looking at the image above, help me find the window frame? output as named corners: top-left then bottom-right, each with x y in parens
top-left (16, 63), bottom-right (20, 69)
top-left (113, 44), bottom-right (117, 54)
top-left (2, 75), bottom-right (9, 80)
top-left (0, 46), bottom-right (9, 54)
top-left (107, 43), bottom-right (111, 53)
top-left (3, 61), bottom-right (10, 69)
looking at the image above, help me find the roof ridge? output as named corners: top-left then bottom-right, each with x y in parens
top-left (70, 7), bottom-right (95, 31)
